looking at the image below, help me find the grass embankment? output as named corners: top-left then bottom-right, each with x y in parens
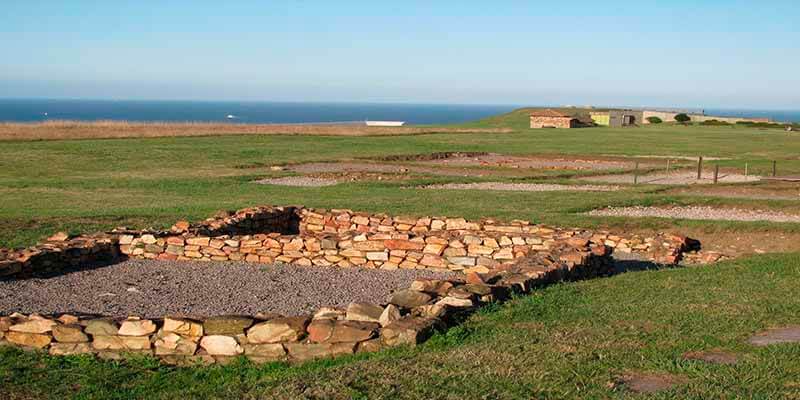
top-left (2, 254), bottom-right (799, 399)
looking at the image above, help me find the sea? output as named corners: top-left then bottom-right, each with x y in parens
top-left (0, 99), bottom-right (797, 124)
top-left (0, 99), bottom-right (518, 125)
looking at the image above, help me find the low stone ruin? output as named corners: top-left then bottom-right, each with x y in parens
top-left (0, 205), bottom-right (700, 365)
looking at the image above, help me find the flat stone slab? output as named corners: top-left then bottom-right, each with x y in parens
top-left (748, 326), bottom-right (800, 346)
top-left (0, 259), bottom-right (455, 318)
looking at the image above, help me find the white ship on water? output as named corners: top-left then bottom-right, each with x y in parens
top-left (364, 120), bottom-right (405, 127)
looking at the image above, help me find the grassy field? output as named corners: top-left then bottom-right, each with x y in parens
top-left (2, 254), bottom-right (800, 399)
top-left (3, 110), bottom-right (800, 398)
top-left (2, 116), bottom-right (800, 248)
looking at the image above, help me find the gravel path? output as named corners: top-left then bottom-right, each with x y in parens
top-left (0, 260), bottom-right (455, 318)
top-left (581, 171), bottom-right (760, 185)
top-left (254, 176), bottom-right (338, 187)
top-left (422, 154), bottom-right (636, 170)
top-left (421, 182), bottom-right (619, 192)
top-left (588, 206), bottom-right (800, 223)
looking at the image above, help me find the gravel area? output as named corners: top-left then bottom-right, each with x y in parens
top-left (254, 176), bottom-right (338, 187)
top-left (421, 182), bottom-right (619, 192)
top-left (588, 205), bottom-right (800, 223)
top-left (0, 260), bottom-right (456, 318)
top-left (581, 171), bottom-right (761, 185)
top-left (422, 154), bottom-right (636, 170)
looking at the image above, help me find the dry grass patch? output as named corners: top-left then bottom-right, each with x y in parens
top-left (0, 120), bottom-right (511, 141)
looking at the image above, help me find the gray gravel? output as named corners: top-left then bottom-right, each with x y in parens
top-left (581, 171), bottom-right (760, 185)
top-left (422, 182), bottom-right (619, 192)
top-left (0, 260), bottom-right (455, 318)
top-left (254, 176), bottom-right (339, 187)
top-left (588, 205), bottom-right (800, 223)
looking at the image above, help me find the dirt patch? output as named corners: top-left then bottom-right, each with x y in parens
top-left (748, 326), bottom-right (800, 346)
top-left (369, 151), bottom-right (489, 162)
top-left (682, 350), bottom-right (739, 365)
top-left (421, 153), bottom-right (639, 171)
top-left (291, 162), bottom-right (499, 177)
top-left (667, 181), bottom-right (800, 201)
top-left (614, 372), bottom-right (687, 394)
top-left (420, 182), bottom-right (620, 192)
top-left (0, 259), bottom-right (455, 318)
top-left (254, 176), bottom-right (339, 187)
top-left (588, 206), bottom-right (800, 223)
top-left (581, 171), bottom-right (761, 185)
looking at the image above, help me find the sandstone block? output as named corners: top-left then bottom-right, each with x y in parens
top-left (49, 342), bottom-right (93, 356)
top-left (5, 331), bottom-right (52, 348)
top-left (9, 318), bottom-right (57, 334)
top-left (118, 318), bottom-right (157, 336)
top-left (155, 332), bottom-right (198, 355)
top-left (379, 304), bottom-right (401, 327)
top-left (92, 335), bottom-right (151, 351)
top-left (381, 317), bottom-right (438, 346)
top-left (163, 318), bottom-right (203, 337)
top-left (284, 342), bottom-right (355, 362)
top-left (247, 316), bottom-right (309, 344)
top-left (52, 324), bottom-right (89, 343)
top-left (346, 302), bottom-right (383, 323)
top-left (244, 343), bottom-right (286, 360)
top-left (389, 289), bottom-right (432, 308)
top-left (83, 319), bottom-right (119, 336)
top-left (199, 335), bottom-right (243, 356)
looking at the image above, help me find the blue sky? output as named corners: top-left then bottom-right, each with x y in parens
top-left (1, 1), bottom-right (798, 109)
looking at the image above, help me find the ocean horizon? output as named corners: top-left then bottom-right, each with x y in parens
top-left (0, 98), bottom-right (798, 125)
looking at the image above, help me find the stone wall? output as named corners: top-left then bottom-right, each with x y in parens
top-left (530, 116), bottom-right (576, 129)
top-left (0, 240), bottom-right (612, 365)
top-left (0, 205), bottom-right (701, 365)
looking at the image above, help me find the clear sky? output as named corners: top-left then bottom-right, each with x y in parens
top-left (1, 1), bottom-right (798, 109)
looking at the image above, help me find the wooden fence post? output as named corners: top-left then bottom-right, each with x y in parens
top-left (634, 162), bottom-right (639, 185)
top-left (697, 156), bottom-right (703, 180)
top-left (773, 160), bottom-right (777, 177)
top-left (744, 163), bottom-right (748, 177)
top-left (713, 165), bottom-right (719, 184)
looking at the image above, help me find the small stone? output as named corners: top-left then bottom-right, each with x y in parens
top-left (47, 232), bottom-right (69, 242)
top-left (346, 302), bottom-right (383, 323)
top-left (200, 335), bottom-right (243, 356)
top-left (389, 289), bottom-right (432, 308)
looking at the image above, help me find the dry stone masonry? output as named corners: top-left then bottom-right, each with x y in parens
top-left (0, 205), bottom-right (701, 365)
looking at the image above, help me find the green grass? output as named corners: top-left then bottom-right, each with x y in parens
top-left (3, 254), bottom-right (800, 399)
top-left (4, 110), bottom-right (800, 398)
top-left (3, 120), bottom-right (800, 247)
